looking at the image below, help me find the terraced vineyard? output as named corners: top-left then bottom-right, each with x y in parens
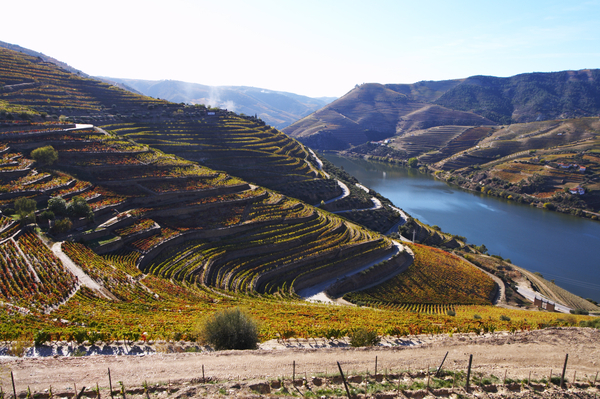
top-left (394, 125), bottom-right (470, 159)
top-left (0, 116), bottom-right (396, 305)
top-left (0, 230), bottom-right (77, 312)
top-left (99, 119), bottom-right (328, 192)
top-left (344, 243), bottom-right (497, 307)
top-left (0, 48), bottom-right (165, 117)
top-left (0, 45), bottom-right (595, 349)
top-left (98, 118), bottom-right (402, 232)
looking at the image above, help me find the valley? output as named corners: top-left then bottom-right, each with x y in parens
top-left (0, 43), bottom-right (599, 398)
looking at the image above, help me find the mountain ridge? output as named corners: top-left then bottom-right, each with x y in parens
top-left (284, 69), bottom-right (600, 150)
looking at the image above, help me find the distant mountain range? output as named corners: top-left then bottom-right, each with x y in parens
top-left (101, 78), bottom-right (336, 129)
top-left (284, 69), bottom-right (600, 150)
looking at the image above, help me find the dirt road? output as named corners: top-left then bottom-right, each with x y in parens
top-left (2, 328), bottom-right (599, 394)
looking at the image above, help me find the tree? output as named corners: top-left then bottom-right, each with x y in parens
top-left (196, 308), bottom-right (258, 350)
top-left (51, 218), bottom-right (73, 234)
top-left (67, 196), bottom-right (93, 220)
top-left (407, 157), bottom-right (419, 168)
top-left (30, 146), bottom-right (58, 166)
top-left (39, 210), bottom-right (55, 222)
top-left (14, 197), bottom-right (36, 224)
top-left (48, 197), bottom-right (68, 216)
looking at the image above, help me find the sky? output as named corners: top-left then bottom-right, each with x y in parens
top-left (2, 0), bottom-right (600, 98)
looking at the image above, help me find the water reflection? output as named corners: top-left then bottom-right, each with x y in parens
top-left (324, 154), bottom-right (600, 302)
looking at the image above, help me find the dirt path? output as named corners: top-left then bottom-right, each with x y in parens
top-left (459, 253), bottom-right (506, 306)
top-left (332, 197), bottom-right (382, 214)
top-left (298, 240), bottom-right (408, 301)
top-left (2, 328), bottom-right (599, 393)
top-left (51, 242), bottom-right (112, 299)
top-left (324, 180), bottom-right (350, 204)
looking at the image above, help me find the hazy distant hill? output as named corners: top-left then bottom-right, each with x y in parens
top-left (284, 69), bottom-right (600, 150)
top-left (102, 77), bottom-right (336, 129)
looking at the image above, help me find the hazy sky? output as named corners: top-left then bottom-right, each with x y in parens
top-left (2, 0), bottom-right (600, 98)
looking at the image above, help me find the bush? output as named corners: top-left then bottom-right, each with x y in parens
top-left (52, 218), bottom-right (73, 234)
top-left (500, 315), bottom-right (511, 321)
top-left (33, 329), bottom-right (51, 346)
top-left (31, 145), bottom-right (58, 165)
top-left (348, 328), bottom-right (380, 347)
top-left (446, 310), bottom-right (456, 317)
top-left (39, 210), bottom-right (55, 221)
top-left (68, 196), bottom-right (93, 219)
top-left (570, 309), bottom-right (589, 315)
top-left (48, 197), bottom-right (68, 216)
top-left (14, 197), bottom-right (36, 224)
top-left (197, 308), bottom-right (258, 350)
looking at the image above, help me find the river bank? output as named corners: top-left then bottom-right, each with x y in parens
top-left (322, 153), bottom-right (600, 303)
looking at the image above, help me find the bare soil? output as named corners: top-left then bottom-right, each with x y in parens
top-left (1, 328), bottom-right (600, 398)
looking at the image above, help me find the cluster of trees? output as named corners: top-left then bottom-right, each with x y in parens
top-left (14, 195), bottom-right (94, 232)
top-left (45, 196), bottom-right (93, 221)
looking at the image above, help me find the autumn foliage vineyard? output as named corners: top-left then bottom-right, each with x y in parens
top-left (344, 244), bottom-right (497, 307)
top-left (0, 45), bottom-right (596, 349)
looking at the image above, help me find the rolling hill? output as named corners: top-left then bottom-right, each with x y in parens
top-left (0, 43), bottom-right (597, 350)
top-left (103, 77), bottom-right (336, 129)
top-left (284, 69), bottom-right (600, 150)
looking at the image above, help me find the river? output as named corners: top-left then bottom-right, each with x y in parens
top-left (324, 154), bottom-right (600, 303)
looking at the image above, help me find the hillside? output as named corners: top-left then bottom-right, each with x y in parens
top-left (0, 43), bottom-right (596, 353)
top-left (407, 118), bottom-right (600, 219)
top-left (284, 69), bottom-right (600, 150)
top-left (104, 77), bottom-right (336, 129)
top-left (293, 81), bottom-right (600, 220)
top-left (0, 46), bottom-right (401, 234)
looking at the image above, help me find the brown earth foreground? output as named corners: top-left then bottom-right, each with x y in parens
top-left (2, 328), bottom-right (600, 398)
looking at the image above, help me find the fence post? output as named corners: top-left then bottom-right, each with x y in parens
top-left (465, 354), bottom-right (473, 393)
top-left (11, 371), bottom-right (17, 399)
top-left (293, 360), bottom-right (296, 383)
top-left (560, 354), bottom-right (568, 389)
top-left (375, 356), bottom-right (378, 376)
top-left (435, 351), bottom-right (449, 377)
top-left (108, 368), bottom-right (114, 399)
top-left (337, 362), bottom-right (351, 399)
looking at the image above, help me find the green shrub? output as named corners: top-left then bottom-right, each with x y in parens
top-left (500, 315), bottom-right (511, 321)
top-left (48, 197), bottom-right (68, 216)
top-left (446, 310), bottom-right (456, 317)
top-left (52, 218), bottom-right (73, 234)
top-left (39, 210), bottom-right (55, 221)
top-left (33, 329), bottom-right (51, 346)
top-left (15, 197), bottom-right (36, 224)
top-left (68, 196), bottom-right (93, 219)
top-left (348, 328), bottom-right (380, 347)
top-left (570, 309), bottom-right (589, 315)
top-left (197, 308), bottom-right (258, 350)
top-left (31, 145), bottom-right (58, 165)
top-left (73, 329), bottom-right (88, 345)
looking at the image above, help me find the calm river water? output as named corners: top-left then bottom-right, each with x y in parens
top-left (324, 154), bottom-right (600, 303)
